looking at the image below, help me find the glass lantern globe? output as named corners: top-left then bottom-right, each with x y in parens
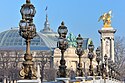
top-left (76, 34), bottom-right (83, 46)
top-left (104, 54), bottom-right (108, 61)
top-left (20, 2), bottom-right (36, 20)
top-left (19, 20), bottom-right (28, 36)
top-left (58, 22), bottom-right (68, 38)
top-left (96, 47), bottom-right (100, 56)
top-left (88, 41), bottom-right (94, 52)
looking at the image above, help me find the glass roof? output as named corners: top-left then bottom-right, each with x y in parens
top-left (0, 28), bottom-right (91, 51)
top-left (0, 28), bottom-right (58, 51)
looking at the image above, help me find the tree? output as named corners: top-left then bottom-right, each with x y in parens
top-left (44, 68), bottom-right (56, 81)
top-left (114, 36), bottom-right (125, 79)
top-left (0, 51), bottom-right (12, 79)
top-left (0, 51), bottom-right (21, 82)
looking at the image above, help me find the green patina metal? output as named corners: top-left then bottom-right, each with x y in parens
top-left (67, 33), bottom-right (77, 47)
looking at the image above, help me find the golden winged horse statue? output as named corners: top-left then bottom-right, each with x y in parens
top-left (98, 10), bottom-right (112, 28)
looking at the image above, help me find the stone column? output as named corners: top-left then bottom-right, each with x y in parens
top-left (101, 38), bottom-right (103, 62)
top-left (102, 38), bottom-right (105, 62)
top-left (111, 38), bottom-right (115, 62)
top-left (110, 37), bottom-right (112, 60)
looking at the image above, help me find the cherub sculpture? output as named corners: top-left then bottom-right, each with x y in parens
top-left (98, 10), bottom-right (112, 28)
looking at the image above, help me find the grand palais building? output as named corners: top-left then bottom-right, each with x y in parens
top-left (0, 15), bottom-right (94, 78)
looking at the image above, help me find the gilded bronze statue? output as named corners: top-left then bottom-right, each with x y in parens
top-left (98, 10), bottom-right (112, 28)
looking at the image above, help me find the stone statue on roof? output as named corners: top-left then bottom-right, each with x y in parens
top-left (67, 33), bottom-right (77, 47)
top-left (98, 10), bottom-right (112, 28)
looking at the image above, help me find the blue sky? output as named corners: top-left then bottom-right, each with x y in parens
top-left (0, 0), bottom-right (125, 48)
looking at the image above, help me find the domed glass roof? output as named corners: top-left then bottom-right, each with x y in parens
top-left (0, 28), bottom-right (58, 51)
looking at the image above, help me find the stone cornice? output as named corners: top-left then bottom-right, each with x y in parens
top-left (98, 29), bottom-right (116, 34)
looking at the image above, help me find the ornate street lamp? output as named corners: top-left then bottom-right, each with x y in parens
top-left (75, 34), bottom-right (84, 77)
top-left (104, 54), bottom-right (108, 64)
top-left (96, 47), bottom-right (101, 76)
top-left (19, 0), bottom-right (37, 79)
top-left (57, 21), bottom-right (68, 77)
top-left (101, 54), bottom-right (108, 81)
top-left (108, 58), bottom-right (113, 78)
top-left (88, 41), bottom-right (94, 76)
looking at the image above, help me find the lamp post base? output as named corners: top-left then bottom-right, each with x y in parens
top-left (19, 61), bottom-right (37, 79)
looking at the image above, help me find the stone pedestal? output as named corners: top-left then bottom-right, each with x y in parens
top-left (17, 80), bottom-right (39, 83)
top-left (75, 77), bottom-right (85, 82)
top-left (55, 78), bottom-right (70, 83)
top-left (98, 27), bottom-right (116, 62)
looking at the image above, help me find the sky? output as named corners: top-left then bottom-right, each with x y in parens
top-left (0, 0), bottom-right (125, 48)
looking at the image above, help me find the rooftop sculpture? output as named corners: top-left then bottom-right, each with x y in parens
top-left (98, 10), bottom-right (112, 28)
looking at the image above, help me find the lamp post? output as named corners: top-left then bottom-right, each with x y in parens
top-left (108, 58), bottom-right (113, 79)
top-left (75, 34), bottom-right (84, 77)
top-left (102, 54), bottom-right (108, 83)
top-left (104, 54), bottom-right (108, 65)
top-left (19, 0), bottom-right (37, 79)
top-left (88, 41), bottom-right (94, 76)
top-left (96, 47), bottom-right (101, 76)
top-left (104, 54), bottom-right (108, 76)
top-left (57, 22), bottom-right (68, 78)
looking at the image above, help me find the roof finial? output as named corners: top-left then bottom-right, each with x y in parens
top-left (61, 21), bottom-right (64, 25)
top-left (26, 0), bottom-right (30, 3)
top-left (42, 13), bottom-right (51, 32)
top-left (46, 14), bottom-right (48, 22)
